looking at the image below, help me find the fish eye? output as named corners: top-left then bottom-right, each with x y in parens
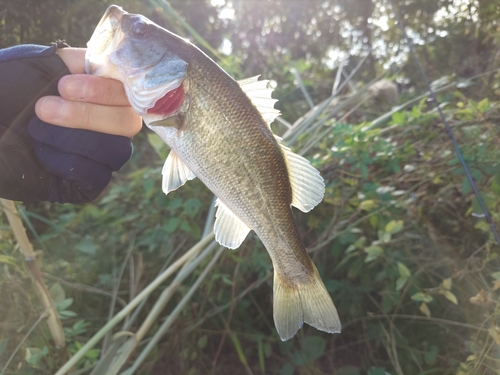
top-left (131, 21), bottom-right (148, 38)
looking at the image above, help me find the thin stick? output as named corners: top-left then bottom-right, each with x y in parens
top-left (54, 233), bottom-right (214, 375)
top-left (120, 246), bottom-right (225, 374)
top-left (42, 273), bottom-right (127, 306)
top-left (0, 199), bottom-right (65, 347)
top-left (102, 236), bottom-right (136, 355)
top-left (135, 240), bottom-right (219, 342)
top-left (0, 308), bottom-right (50, 375)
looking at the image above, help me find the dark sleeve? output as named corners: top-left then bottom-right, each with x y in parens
top-left (0, 44), bottom-right (68, 201)
top-left (0, 44), bottom-right (133, 204)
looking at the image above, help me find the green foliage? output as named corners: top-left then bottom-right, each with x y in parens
top-left (2, 1), bottom-right (500, 375)
top-left (4, 84), bottom-right (498, 374)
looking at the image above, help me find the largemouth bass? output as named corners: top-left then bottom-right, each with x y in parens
top-left (86, 5), bottom-right (341, 340)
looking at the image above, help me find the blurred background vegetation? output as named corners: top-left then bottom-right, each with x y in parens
top-left (1, 0), bottom-right (500, 374)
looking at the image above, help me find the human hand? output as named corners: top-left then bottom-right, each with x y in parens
top-left (0, 44), bottom-right (141, 204)
top-left (36, 48), bottom-right (142, 137)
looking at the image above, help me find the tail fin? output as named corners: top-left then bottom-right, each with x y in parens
top-left (273, 267), bottom-right (341, 341)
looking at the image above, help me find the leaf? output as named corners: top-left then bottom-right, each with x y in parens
top-left (377, 230), bottom-right (391, 243)
top-left (368, 368), bottom-right (387, 375)
top-left (54, 298), bottom-right (74, 312)
top-left (49, 282), bottom-right (66, 303)
top-left (477, 98), bottom-right (490, 113)
top-left (325, 279), bottom-right (343, 293)
top-left (385, 220), bottom-right (403, 234)
top-left (348, 257), bottom-right (364, 277)
top-left (25, 346), bottom-right (49, 367)
top-left (335, 365), bottom-right (361, 375)
top-left (424, 345), bottom-right (438, 365)
top-left (411, 292), bottom-right (433, 303)
top-left (75, 238), bottom-right (97, 256)
top-left (183, 197), bottom-right (202, 218)
top-left (461, 176), bottom-right (471, 195)
top-left (441, 278), bottom-right (452, 290)
top-left (419, 302), bottom-right (431, 317)
top-left (440, 290), bottom-right (458, 305)
top-left (59, 310), bottom-right (78, 319)
top-left (230, 333), bottom-right (248, 366)
top-left (364, 245), bottom-right (384, 262)
top-left (492, 174), bottom-right (500, 195)
top-left (345, 236), bottom-right (366, 253)
top-left (487, 326), bottom-right (500, 346)
top-left (168, 198), bottom-right (183, 210)
top-left (469, 289), bottom-right (491, 307)
top-left (397, 262), bottom-right (411, 278)
top-left (396, 277), bottom-right (407, 291)
top-left (381, 292), bottom-right (399, 313)
top-left (391, 111), bottom-right (405, 124)
top-left (0, 255), bottom-right (19, 268)
top-left (492, 280), bottom-right (500, 291)
top-left (491, 271), bottom-right (500, 280)
top-left (292, 349), bottom-right (309, 366)
top-left (359, 199), bottom-right (376, 211)
top-left (72, 320), bottom-right (89, 335)
top-left (279, 363), bottom-right (294, 375)
top-left (164, 217), bottom-right (181, 233)
top-left (86, 349), bottom-right (100, 359)
top-left (466, 354), bottom-right (476, 362)
top-left (302, 336), bottom-right (326, 361)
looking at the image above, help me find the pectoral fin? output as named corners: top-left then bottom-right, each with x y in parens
top-left (162, 151), bottom-right (196, 194)
top-left (150, 116), bottom-right (182, 128)
top-left (213, 199), bottom-right (251, 249)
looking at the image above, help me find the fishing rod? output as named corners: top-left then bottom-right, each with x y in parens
top-left (387, 0), bottom-right (500, 247)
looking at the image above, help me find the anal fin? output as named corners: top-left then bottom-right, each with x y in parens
top-left (273, 265), bottom-right (341, 341)
top-left (213, 199), bottom-right (251, 249)
top-left (162, 151), bottom-right (196, 194)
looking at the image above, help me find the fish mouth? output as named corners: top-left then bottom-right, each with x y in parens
top-left (85, 5), bottom-right (126, 76)
top-left (86, 5), bottom-right (188, 120)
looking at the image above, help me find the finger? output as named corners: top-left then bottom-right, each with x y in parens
top-left (35, 96), bottom-right (143, 138)
top-left (56, 48), bottom-right (86, 74)
top-left (58, 75), bottom-right (131, 106)
top-left (28, 119), bottom-right (133, 170)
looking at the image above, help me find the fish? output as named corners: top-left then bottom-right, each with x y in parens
top-left (85, 5), bottom-right (341, 340)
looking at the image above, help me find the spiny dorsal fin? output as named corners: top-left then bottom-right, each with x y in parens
top-left (162, 151), bottom-right (196, 195)
top-left (240, 76), bottom-right (324, 211)
top-left (238, 76), bottom-right (281, 126)
top-left (214, 198), bottom-right (251, 249)
top-left (277, 139), bottom-right (325, 212)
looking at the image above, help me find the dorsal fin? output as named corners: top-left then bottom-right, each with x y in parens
top-left (239, 76), bottom-right (323, 212)
top-left (238, 76), bottom-right (281, 126)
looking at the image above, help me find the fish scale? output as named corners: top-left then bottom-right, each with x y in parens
top-left (86, 4), bottom-right (341, 340)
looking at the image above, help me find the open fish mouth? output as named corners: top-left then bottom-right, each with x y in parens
top-left (85, 5), bottom-right (187, 118)
top-left (85, 5), bottom-right (125, 76)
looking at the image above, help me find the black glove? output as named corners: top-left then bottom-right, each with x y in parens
top-left (0, 43), bottom-right (133, 203)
